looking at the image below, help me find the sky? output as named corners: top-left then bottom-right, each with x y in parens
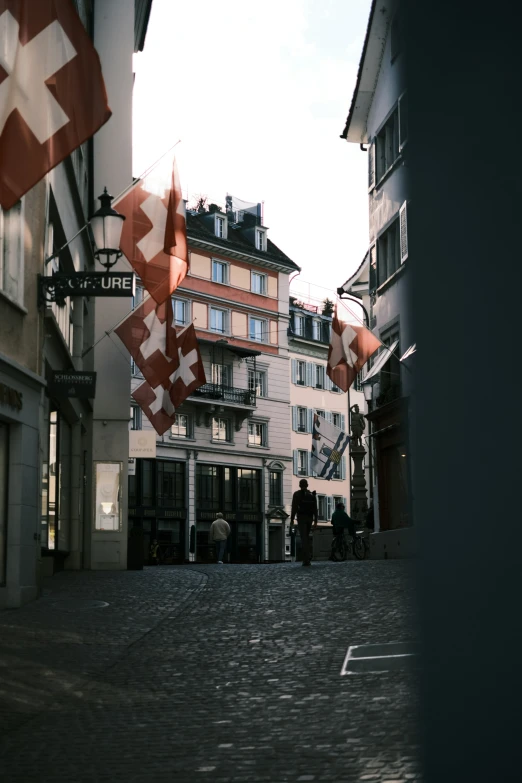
top-left (133, 0), bottom-right (372, 307)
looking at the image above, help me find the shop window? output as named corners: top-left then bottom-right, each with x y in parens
top-left (237, 468), bottom-right (261, 511)
top-left (269, 470), bottom-right (283, 506)
top-left (156, 461), bottom-right (185, 507)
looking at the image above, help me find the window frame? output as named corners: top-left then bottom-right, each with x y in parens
top-left (247, 420), bottom-right (268, 447)
top-left (377, 217), bottom-right (401, 288)
top-left (0, 199), bottom-right (25, 308)
top-left (269, 470), bottom-right (283, 506)
top-left (251, 270), bottom-right (267, 295)
top-left (295, 360), bottom-right (306, 386)
top-left (255, 229), bottom-right (266, 252)
top-left (248, 368), bottom-right (267, 397)
top-left (130, 405), bottom-right (142, 431)
top-left (215, 215), bottom-right (226, 239)
top-left (375, 106), bottom-right (400, 184)
top-left (314, 364), bottom-right (325, 390)
top-left (210, 306), bottom-right (229, 334)
top-left (172, 297), bottom-right (189, 326)
top-left (170, 413), bottom-right (191, 439)
top-left (212, 416), bottom-right (232, 443)
top-left (312, 319), bottom-right (322, 341)
top-left (211, 258), bottom-right (229, 285)
top-left (249, 315), bottom-right (267, 343)
top-left (294, 313), bottom-right (305, 336)
top-left (297, 449), bottom-right (308, 477)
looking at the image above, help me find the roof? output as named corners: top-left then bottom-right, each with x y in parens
top-left (340, 0), bottom-right (394, 143)
top-left (186, 212), bottom-right (300, 273)
top-left (134, 0), bottom-right (153, 53)
top-left (339, 252), bottom-right (369, 294)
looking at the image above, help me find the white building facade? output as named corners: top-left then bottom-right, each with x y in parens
top-left (129, 202), bottom-right (299, 564)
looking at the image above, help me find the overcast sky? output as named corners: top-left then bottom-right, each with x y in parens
top-left (133, 0), bottom-right (372, 305)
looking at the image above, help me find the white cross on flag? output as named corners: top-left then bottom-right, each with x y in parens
top-left (0, 0), bottom-right (111, 210)
top-left (327, 304), bottom-right (381, 392)
top-left (132, 323), bottom-right (206, 436)
top-left (114, 153), bottom-right (188, 305)
top-left (114, 296), bottom-right (179, 389)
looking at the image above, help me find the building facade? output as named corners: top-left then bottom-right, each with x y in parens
top-left (288, 300), bottom-right (352, 524)
top-left (339, 0), bottom-right (414, 557)
top-left (129, 202), bottom-right (299, 564)
top-left (0, 0), bottom-right (153, 607)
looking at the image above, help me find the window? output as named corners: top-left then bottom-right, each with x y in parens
top-left (172, 298), bottom-right (187, 325)
top-left (377, 219), bottom-right (401, 286)
top-left (376, 108), bottom-right (399, 182)
top-left (249, 316), bottom-right (266, 342)
top-left (211, 363), bottom-right (231, 386)
top-left (294, 314), bottom-right (305, 336)
top-left (212, 417), bottom-right (231, 442)
top-left (237, 468), bottom-right (261, 511)
top-left (212, 259), bottom-right (228, 284)
top-left (251, 271), bottom-right (267, 295)
top-left (269, 471), bottom-right (283, 506)
top-left (171, 414), bottom-right (189, 438)
top-left (255, 229), bottom-right (266, 251)
top-left (297, 450), bottom-right (308, 477)
top-left (197, 465), bottom-right (220, 511)
top-left (378, 327), bottom-right (401, 401)
top-left (156, 461), bottom-right (185, 507)
top-left (315, 364), bottom-right (325, 389)
top-left (331, 457), bottom-right (346, 481)
top-left (317, 495), bottom-right (326, 521)
top-left (296, 360), bottom-right (306, 386)
top-left (215, 216), bottom-right (225, 238)
top-left (210, 307), bottom-right (228, 334)
top-left (248, 369), bottom-right (267, 397)
top-left (331, 380), bottom-right (341, 393)
top-left (130, 406), bottom-right (142, 430)
top-left (248, 421), bottom-right (267, 447)
top-left (312, 320), bottom-right (321, 341)
top-left (0, 200), bottom-right (24, 305)
top-left (333, 495), bottom-right (344, 510)
top-left (297, 407), bottom-right (308, 433)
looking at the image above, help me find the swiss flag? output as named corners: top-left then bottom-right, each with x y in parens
top-left (115, 154), bottom-right (188, 305)
top-left (114, 296), bottom-right (179, 389)
top-left (0, 0), bottom-right (111, 210)
top-left (163, 323), bottom-right (206, 408)
top-left (327, 304), bottom-right (381, 392)
top-left (132, 381), bottom-right (177, 437)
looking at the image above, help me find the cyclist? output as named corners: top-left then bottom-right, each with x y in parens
top-left (329, 502), bottom-right (356, 559)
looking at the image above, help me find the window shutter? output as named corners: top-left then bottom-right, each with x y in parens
top-left (325, 411), bottom-right (333, 424)
top-left (340, 414), bottom-right (346, 432)
top-left (293, 450), bottom-right (298, 475)
top-left (306, 362), bottom-right (313, 387)
top-left (291, 359), bottom-right (297, 384)
top-left (325, 373), bottom-right (332, 391)
top-left (399, 201), bottom-right (408, 263)
top-left (292, 406), bottom-right (298, 432)
top-left (398, 91), bottom-right (408, 152)
top-left (369, 244), bottom-right (378, 292)
top-left (307, 408), bottom-right (314, 434)
top-left (341, 456), bottom-right (346, 480)
top-left (306, 451), bottom-right (311, 477)
top-left (368, 139), bottom-right (376, 191)
top-left (326, 496), bottom-right (333, 520)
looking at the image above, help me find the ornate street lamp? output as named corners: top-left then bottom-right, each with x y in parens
top-left (90, 188), bottom-right (126, 271)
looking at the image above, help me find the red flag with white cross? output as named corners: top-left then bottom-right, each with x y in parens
top-left (114, 296), bottom-right (179, 389)
top-left (163, 323), bottom-right (206, 408)
top-left (0, 0), bottom-right (111, 210)
top-left (327, 303), bottom-right (381, 392)
top-left (131, 380), bottom-right (177, 437)
top-left (114, 153), bottom-right (188, 305)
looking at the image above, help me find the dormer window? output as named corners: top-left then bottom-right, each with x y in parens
top-left (255, 228), bottom-right (266, 251)
top-left (215, 215), bottom-right (227, 239)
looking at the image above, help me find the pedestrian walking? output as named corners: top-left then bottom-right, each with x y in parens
top-left (290, 479), bottom-right (318, 566)
top-left (149, 539), bottom-right (160, 565)
top-left (209, 512), bottom-right (231, 564)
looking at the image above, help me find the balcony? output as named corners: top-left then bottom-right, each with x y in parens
top-left (190, 383), bottom-right (256, 407)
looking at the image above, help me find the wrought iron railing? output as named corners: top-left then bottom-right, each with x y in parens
top-left (190, 383), bottom-right (256, 406)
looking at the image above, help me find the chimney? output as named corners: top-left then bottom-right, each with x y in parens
top-left (208, 203), bottom-right (220, 214)
top-left (241, 212), bottom-right (258, 228)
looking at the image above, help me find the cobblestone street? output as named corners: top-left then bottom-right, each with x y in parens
top-left (0, 562), bottom-right (421, 782)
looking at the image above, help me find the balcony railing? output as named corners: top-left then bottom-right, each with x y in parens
top-left (190, 383), bottom-right (256, 407)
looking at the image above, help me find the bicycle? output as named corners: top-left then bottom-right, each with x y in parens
top-left (329, 528), bottom-right (369, 561)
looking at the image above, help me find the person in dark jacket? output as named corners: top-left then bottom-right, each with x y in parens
top-left (330, 503), bottom-right (356, 538)
top-left (290, 479), bottom-right (318, 567)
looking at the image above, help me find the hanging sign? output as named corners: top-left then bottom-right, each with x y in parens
top-left (48, 371), bottom-right (97, 399)
top-left (129, 430), bottom-right (156, 458)
top-left (39, 272), bottom-right (135, 306)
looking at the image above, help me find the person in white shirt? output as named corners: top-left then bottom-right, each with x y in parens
top-left (209, 512), bottom-right (231, 564)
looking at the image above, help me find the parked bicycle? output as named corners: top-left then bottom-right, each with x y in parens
top-left (330, 528), bottom-right (369, 561)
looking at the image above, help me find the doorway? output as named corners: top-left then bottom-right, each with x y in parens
top-left (268, 524), bottom-right (283, 562)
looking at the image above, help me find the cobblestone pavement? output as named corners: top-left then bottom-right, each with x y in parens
top-left (0, 561), bottom-right (421, 782)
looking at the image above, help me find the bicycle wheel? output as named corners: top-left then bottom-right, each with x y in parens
top-left (331, 535), bottom-right (347, 562)
top-left (353, 535), bottom-right (366, 560)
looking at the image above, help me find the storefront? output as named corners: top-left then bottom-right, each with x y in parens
top-left (128, 458), bottom-right (186, 564)
top-left (0, 421), bottom-right (8, 586)
top-left (195, 464), bottom-right (262, 563)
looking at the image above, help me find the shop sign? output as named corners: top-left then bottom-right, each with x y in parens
top-left (39, 272), bottom-right (135, 306)
top-left (0, 382), bottom-right (23, 410)
top-left (48, 371), bottom-right (97, 399)
top-left (129, 430), bottom-right (156, 458)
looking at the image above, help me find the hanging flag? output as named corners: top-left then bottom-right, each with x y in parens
top-left (163, 323), bottom-right (206, 408)
top-left (115, 153), bottom-right (188, 304)
top-left (132, 381), bottom-right (177, 436)
top-left (0, 0), bottom-right (111, 210)
top-left (114, 296), bottom-right (179, 389)
top-left (310, 413), bottom-right (350, 480)
top-left (327, 304), bottom-right (381, 392)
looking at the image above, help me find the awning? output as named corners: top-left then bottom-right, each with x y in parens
top-left (197, 337), bottom-right (261, 359)
top-left (362, 340), bottom-right (399, 383)
top-left (400, 343), bottom-right (416, 362)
